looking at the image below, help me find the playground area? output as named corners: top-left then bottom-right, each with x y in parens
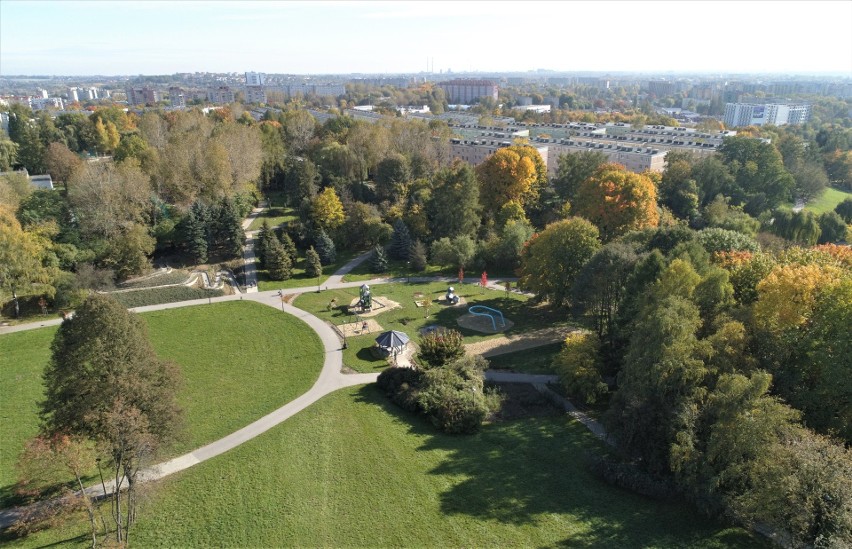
top-left (294, 281), bottom-right (575, 372)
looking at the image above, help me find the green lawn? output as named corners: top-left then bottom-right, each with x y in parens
top-left (805, 186), bottom-right (852, 214)
top-left (247, 205), bottom-right (298, 231)
top-left (295, 281), bottom-right (574, 372)
top-left (5, 386), bottom-right (765, 547)
top-left (0, 301), bottom-right (324, 505)
top-left (487, 341), bottom-right (563, 374)
top-left (341, 256), bottom-right (448, 282)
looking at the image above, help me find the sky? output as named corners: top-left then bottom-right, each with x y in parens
top-left (1, 0), bottom-right (851, 76)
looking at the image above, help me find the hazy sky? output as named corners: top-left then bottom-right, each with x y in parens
top-left (1, 0), bottom-right (850, 76)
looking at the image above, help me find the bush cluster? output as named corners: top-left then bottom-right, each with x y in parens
top-left (376, 355), bottom-right (497, 434)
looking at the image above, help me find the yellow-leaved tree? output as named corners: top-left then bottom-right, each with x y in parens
top-left (475, 145), bottom-right (546, 213)
top-left (311, 187), bottom-right (345, 232)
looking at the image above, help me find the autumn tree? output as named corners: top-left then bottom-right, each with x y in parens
top-left (475, 145), bottom-right (542, 212)
top-left (310, 187), bottom-right (345, 233)
top-left (45, 142), bottom-right (83, 187)
top-left (0, 205), bottom-right (57, 318)
top-left (40, 294), bottom-right (183, 545)
top-left (553, 331), bottom-right (607, 404)
top-left (519, 217), bottom-right (601, 307)
top-left (573, 163), bottom-right (659, 242)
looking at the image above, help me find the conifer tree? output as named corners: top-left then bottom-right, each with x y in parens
top-left (370, 244), bottom-right (389, 273)
top-left (277, 229), bottom-right (298, 264)
top-left (255, 220), bottom-right (271, 267)
top-left (314, 228), bottom-right (336, 265)
top-left (265, 238), bottom-right (292, 280)
top-left (184, 201), bottom-right (210, 264)
top-left (305, 246), bottom-right (323, 278)
top-left (389, 219), bottom-right (412, 260)
top-left (214, 198), bottom-right (245, 258)
top-left (409, 240), bottom-right (428, 272)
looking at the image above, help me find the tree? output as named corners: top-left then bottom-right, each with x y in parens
top-left (426, 160), bottom-right (481, 240)
top-left (265, 238), bottom-right (292, 280)
top-left (375, 153), bottom-right (410, 203)
top-left (180, 201), bottom-right (210, 264)
top-left (283, 158), bottom-right (319, 206)
top-left (660, 156), bottom-right (700, 220)
top-left (430, 235), bottom-right (476, 270)
top-left (45, 142), bottom-right (83, 186)
top-left (283, 110), bottom-right (316, 153)
top-left (313, 227), bottom-right (336, 265)
top-left (277, 230), bottom-right (298, 264)
top-left (254, 220), bottom-right (273, 268)
top-left (93, 118), bottom-right (120, 155)
top-left (102, 224), bottom-right (156, 281)
top-left (519, 217), bottom-right (601, 306)
top-left (311, 187), bottom-right (345, 232)
top-left (793, 161), bottom-right (829, 204)
top-left (213, 198), bottom-right (245, 258)
top-left (41, 294), bottom-right (183, 545)
top-left (0, 205), bottom-right (57, 318)
top-left (695, 227), bottom-right (759, 255)
top-left (409, 240), bottom-right (428, 272)
top-left (305, 246), bottom-right (323, 278)
top-left (835, 197), bottom-right (852, 223)
top-left (0, 137), bottom-right (18, 171)
top-left (818, 211), bottom-right (848, 244)
top-left (573, 163), bottom-right (659, 241)
top-left (370, 244), bottom-right (389, 273)
top-left (475, 146), bottom-right (539, 212)
top-left (717, 136), bottom-right (795, 213)
top-left (388, 219), bottom-right (411, 260)
top-left (553, 331), bottom-right (607, 404)
top-left (553, 150), bottom-right (607, 202)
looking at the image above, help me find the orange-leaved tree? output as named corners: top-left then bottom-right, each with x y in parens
top-left (573, 163), bottom-right (659, 241)
top-left (475, 145), bottom-right (546, 213)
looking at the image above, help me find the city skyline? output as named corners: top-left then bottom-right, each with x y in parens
top-left (1, 0), bottom-right (851, 77)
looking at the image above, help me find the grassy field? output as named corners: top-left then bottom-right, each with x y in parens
top-left (0, 301), bottom-right (324, 505)
top-left (247, 205), bottom-right (298, 231)
top-left (295, 281), bottom-right (573, 372)
top-left (5, 386), bottom-right (765, 548)
top-left (805, 186), bottom-right (852, 214)
top-left (341, 256), bottom-right (448, 282)
top-left (487, 341), bottom-right (563, 374)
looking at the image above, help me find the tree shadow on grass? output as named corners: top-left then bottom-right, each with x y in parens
top-left (351, 384), bottom-right (761, 549)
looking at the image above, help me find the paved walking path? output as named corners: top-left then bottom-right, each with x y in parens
top-left (0, 250), bottom-right (608, 529)
top-left (240, 202), bottom-right (267, 293)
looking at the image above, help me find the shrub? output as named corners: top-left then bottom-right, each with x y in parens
top-left (417, 328), bottom-right (465, 368)
top-left (377, 366), bottom-right (424, 413)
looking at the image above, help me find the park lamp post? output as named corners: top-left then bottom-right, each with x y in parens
top-left (406, 261), bottom-right (410, 284)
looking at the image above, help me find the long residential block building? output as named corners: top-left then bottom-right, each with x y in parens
top-left (438, 79), bottom-right (498, 104)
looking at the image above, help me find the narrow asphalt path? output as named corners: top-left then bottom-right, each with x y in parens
top-left (0, 251), bottom-right (598, 529)
top-left (240, 202), bottom-right (266, 293)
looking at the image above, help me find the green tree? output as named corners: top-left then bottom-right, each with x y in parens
top-left (102, 224), bottom-right (156, 281)
top-left (717, 136), bottom-right (795, 213)
top-left (553, 331), bottom-right (607, 404)
top-left (181, 201), bottom-right (210, 264)
top-left (695, 227), bottom-right (759, 255)
top-left (417, 328), bottom-right (465, 369)
top-left (375, 153), bottom-right (410, 203)
top-left (277, 230), bottom-right (298, 264)
top-left (388, 219), bottom-right (411, 260)
top-left (213, 198), bottom-right (245, 258)
top-left (0, 137), bottom-right (18, 171)
top-left (519, 217), bottom-right (601, 307)
top-left (553, 150), bottom-right (607, 202)
top-left (430, 235), bottom-right (475, 270)
top-left (409, 240), bottom-right (428, 272)
top-left (313, 227), bottom-right (336, 265)
top-left (426, 160), bottom-right (481, 240)
top-left (265, 238), bottom-right (292, 280)
top-left (370, 244), bottom-right (389, 273)
top-left (41, 293), bottom-right (183, 545)
top-left (817, 211), bottom-right (848, 244)
top-left (305, 246), bottom-right (323, 278)
top-left (254, 220), bottom-right (272, 268)
top-left (835, 197), bottom-right (852, 223)
top-left (793, 161), bottom-right (829, 204)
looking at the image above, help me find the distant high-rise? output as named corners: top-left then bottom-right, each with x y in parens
top-left (723, 102), bottom-right (811, 127)
top-left (438, 79), bottom-right (498, 104)
top-left (245, 72), bottom-right (266, 86)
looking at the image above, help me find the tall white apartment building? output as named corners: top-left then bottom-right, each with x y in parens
top-left (724, 102), bottom-right (811, 127)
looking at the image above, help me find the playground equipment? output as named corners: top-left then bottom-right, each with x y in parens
top-left (445, 286), bottom-right (460, 305)
top-left (359, 284), bottom-right (372, 311)
top-left (467, 305), bottom-right (506, 332)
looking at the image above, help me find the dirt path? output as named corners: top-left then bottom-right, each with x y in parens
top-left (464, 325), bottom-right (578, 358)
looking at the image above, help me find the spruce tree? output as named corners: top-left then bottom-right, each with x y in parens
top-left (215, 198), bottom-right (245, 258)
top-left (277, 230), bottom-right (298, 264)
top-left (255, 220), bottom-right (271, 267)
top-left (370, 244), bottom-right (389, 273)
top-left (410, 239), bottom-right (428, 272)
top-left (185, 201), bottom-right (210, 264)
top-left (314, 228), bottom-right (336, 265)
top-left (305, 246), bottom-right (323, 278)
top-left (265, 238), bottom-right (292, 281)
top-left (389, 219), bottom-right (411, 260)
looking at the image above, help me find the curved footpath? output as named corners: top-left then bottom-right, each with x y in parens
top-left (0, 249), bottom-right (592, 529)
